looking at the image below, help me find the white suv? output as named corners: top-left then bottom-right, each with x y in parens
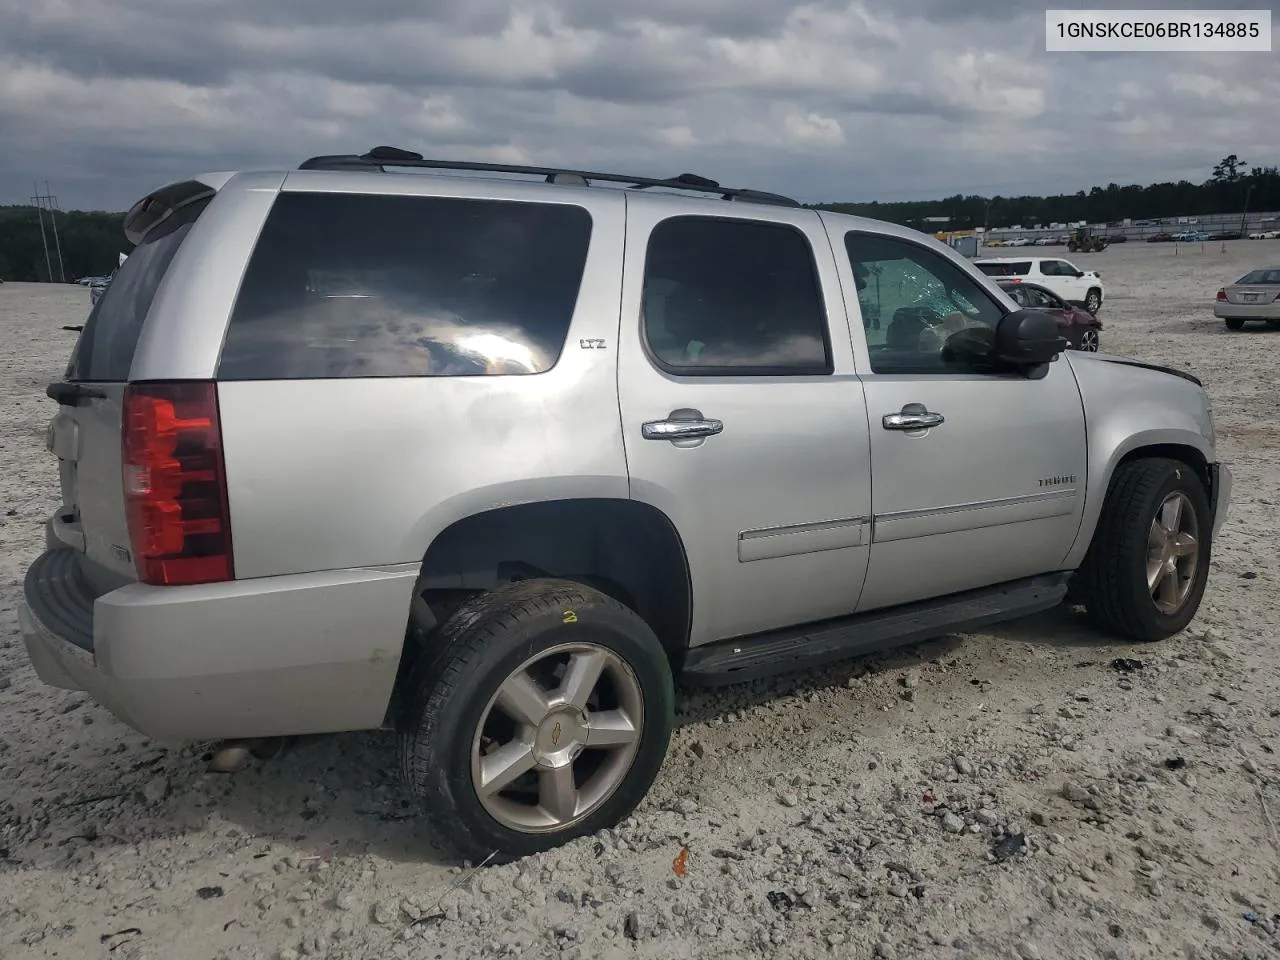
top-left (975, 257), bottom-right (1105, 314)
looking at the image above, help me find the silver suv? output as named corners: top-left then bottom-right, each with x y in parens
top-left (19, 147), bottom-right (1231, 863)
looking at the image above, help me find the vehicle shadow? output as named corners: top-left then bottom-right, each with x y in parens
top-left (4, 603), bottom-right (1140, 872)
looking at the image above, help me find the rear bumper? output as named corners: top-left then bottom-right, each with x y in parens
top-left (19, 548), bottom-right (418, 741)
top-left (1213, 302), bottom-right (1280, 320)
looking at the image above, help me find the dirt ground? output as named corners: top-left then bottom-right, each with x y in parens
top-left (1, 239), bottom-right (1278, 960)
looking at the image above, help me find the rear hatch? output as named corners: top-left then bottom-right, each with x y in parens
top-left (45, 181), bottom-right (215, 594)
top-left (1224, 268), bottom-right (1280, 305)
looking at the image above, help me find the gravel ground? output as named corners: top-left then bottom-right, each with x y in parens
top-left (2, 240), bottom-right (1279, 960)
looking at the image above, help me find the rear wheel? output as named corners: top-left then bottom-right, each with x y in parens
top-left (1077, 458), bottom-right (1211, 642)
top-left (397, 578), bottom-right (674, 863)
top-left (1224, 317), bottom-right (1245, 330)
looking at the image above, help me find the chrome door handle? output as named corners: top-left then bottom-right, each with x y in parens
top-left (883, 403), bottom-right (944, 431)
top-left (642, 411), bottom-right (724, 441)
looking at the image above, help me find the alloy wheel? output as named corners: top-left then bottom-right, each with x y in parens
top-left (470, 642), bottom-right (644, 833)
top-left (1080, 328), bottom-right (1100, 351)
top-left (1146, 490), bottom-right (1200, 616)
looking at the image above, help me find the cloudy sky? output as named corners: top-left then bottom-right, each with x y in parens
top-left (1, 0), bottom-right (1278, 211)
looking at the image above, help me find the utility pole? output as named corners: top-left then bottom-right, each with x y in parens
top-left (32, 183), bottom-right (53, 282)
top-left (30, 183), bottom-right (67, 282)
top-left (1239, 183), bottom-right (1255, 238)
top-left (46, 182), bottom-right (66, 282)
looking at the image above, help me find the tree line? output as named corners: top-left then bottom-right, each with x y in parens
top-left (813, 156), bottom-right (1278, 230)
top-left (0, 206), bottom-right (128, 283)
top-left (0, 156), bottom-right (1274, 282)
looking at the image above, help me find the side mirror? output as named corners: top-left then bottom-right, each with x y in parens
top-left (993, 309), bottom-right (1069, 371)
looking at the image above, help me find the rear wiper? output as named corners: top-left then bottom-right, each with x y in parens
top-left (46, 381), bottom-right (107, 406)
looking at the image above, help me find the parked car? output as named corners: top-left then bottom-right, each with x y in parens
top-left (1214, 267), bottom-right (1280, 330)
top-left (973, 256), bottom-right (1106, 313)
top-left (88, 276), bottom-right (112, 306)
top-left (88, 256), bottom-right (127, 307)
top-left (19, 147), bottom-right (1231, 863)
top-left (997, 280), bottom-right (1102, 350)
top-left (1248, 230), bottom-right (1279, 240)
top-left (1147, 233), bottom-right (1175, 243)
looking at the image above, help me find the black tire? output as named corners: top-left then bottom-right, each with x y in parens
top-left (1224, 317), bottom-right (1245, 330)
top-left (397, 578), bottom-right (674, 864)
top-left (1077, 457), bottom-right (1212, 642)
top-left (1085, 289), bottom-right (1102, 314)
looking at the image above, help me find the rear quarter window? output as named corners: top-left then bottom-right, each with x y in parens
top-left (216, 192), bottom-right (593, 379)
top-left (65, 198), bottom-right (209, 382)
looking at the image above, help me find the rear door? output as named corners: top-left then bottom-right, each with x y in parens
top-left (617, 201), bottom-right (873, 646)
top-left (1034, 260), bottom-right (1078, 303)
top-left (46, 185), bottom-right (213, 592)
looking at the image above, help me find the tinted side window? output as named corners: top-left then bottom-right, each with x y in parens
top-left (217, 193), bottom-right (593, 379)
top-left (66, 198), bottom-right (209, 382)
top-left (845, 231), bottom-right (1006, 375)
top-left (975, 261), bottom-right (1031, 278)
top-left (641, 216), bottom-right (831, 376)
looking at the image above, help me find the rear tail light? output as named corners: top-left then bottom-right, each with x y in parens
top-left (122, 381), bottom-right (234, 585)
top-left (1216, 289), bottom-right (1227, 301)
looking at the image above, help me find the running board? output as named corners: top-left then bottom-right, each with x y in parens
top-left (680, 572), bottom-right (1070, 687)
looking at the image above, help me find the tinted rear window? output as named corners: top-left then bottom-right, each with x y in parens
top-left (976, 261), bottom-right (1031, 277)
top-left (65, 198), bottom-right (209, 382)
top-left (216, 192), bottom-right (593, 380)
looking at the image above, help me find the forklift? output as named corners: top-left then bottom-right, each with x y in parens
top-left (1067, 227), bottom-right (1109, 253)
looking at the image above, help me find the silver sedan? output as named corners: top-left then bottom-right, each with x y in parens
top-left (1214, 267), bottom-right (1280, 330)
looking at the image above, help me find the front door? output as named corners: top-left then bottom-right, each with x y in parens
top-left (618, 204), bottom-right (873, 646)
top-left (825, 218), bottom-right (1089, 612)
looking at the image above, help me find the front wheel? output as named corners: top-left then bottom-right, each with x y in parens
top-left (1084, 289), bottom-right (1102, 313)
top-left (397, 579), bottom-right (674, 864)
top-left (1077, 458), bottom-right (1212, 642)
top-left (1079, 327), bottom-right (1100, 351)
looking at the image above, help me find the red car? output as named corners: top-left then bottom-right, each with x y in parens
top-left (997, 279), bottom-right (1102, 351)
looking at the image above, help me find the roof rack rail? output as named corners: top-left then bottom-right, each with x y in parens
top-left (296, 146), bottom-right (800, 207)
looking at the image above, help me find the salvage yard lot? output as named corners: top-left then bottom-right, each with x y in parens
top-left (1, 240), bottom-right (1278, 960)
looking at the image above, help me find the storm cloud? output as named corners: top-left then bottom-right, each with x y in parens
top-left (1, 0), bottom-right (1277, 210)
